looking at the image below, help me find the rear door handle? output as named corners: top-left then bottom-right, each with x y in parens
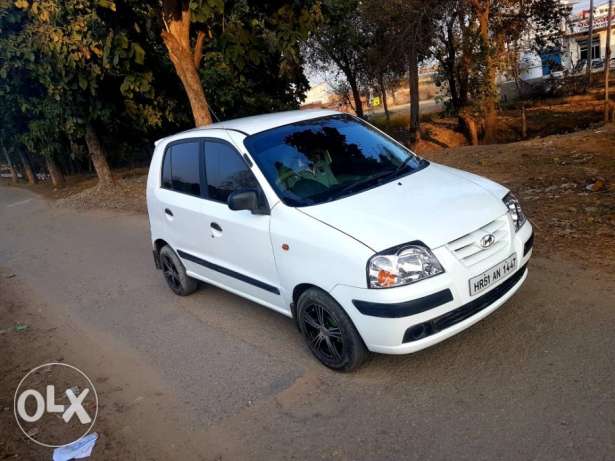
top-left (165, 208), bottom-right (173, 217)
top-left (210, 222), bottom-right (222, 232)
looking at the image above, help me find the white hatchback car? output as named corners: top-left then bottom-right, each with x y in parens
top-left (147, 110), bottom-right (533, 371)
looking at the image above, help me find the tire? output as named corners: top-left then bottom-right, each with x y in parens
top-left (159, 245), bottom-right (198, 296)
top-left (297, 288), bottom-right (368, 371)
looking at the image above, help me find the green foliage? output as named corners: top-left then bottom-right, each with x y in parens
top-left (0, 0), bottom-right (191, 171)
top-left (198, 1), bottom-right (320, 119)
top-left (0, 0), bottom-right (322, 178)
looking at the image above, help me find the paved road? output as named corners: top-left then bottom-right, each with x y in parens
top-left (1, 185), bottom-right (614, 460)
top-left (367, 99), bottom-right (445, 118)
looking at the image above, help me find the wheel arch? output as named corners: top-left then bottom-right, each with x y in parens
top-left (290, 283), bottom-right (323, 329)
top-left (154, 238), bottom-right (169, 254)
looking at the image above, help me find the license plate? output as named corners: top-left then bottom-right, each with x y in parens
top-left (469, 254), bottom-right (517, 296)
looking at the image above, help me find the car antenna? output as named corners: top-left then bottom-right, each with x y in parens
top-left (210, 106), bottom-right (221, 123)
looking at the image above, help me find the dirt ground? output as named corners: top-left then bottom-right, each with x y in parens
top-left (1, 185), bottom-right (614, 461)
top-left (0, 275), bottom-right (138, 460)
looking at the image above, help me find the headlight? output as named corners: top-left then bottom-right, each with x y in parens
top-left (503, 192), bottom-right (526, 232)
top-left (367, 243), bottom-right (444, 289)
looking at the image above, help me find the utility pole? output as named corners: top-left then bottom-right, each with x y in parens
top-left (587, 0), bottom-right (594, 88)
top-left (605, 0), bottom-right (613, 122)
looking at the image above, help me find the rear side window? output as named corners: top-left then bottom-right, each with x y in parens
top-left (204, 141), bottom-right (258, 203)
top-left (161, 141), bottom-right (201, 197)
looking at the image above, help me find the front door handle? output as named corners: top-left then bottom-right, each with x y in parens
top-left (210, 222), bottom-right (222, 232)
top-left (164, 208), bottom-right (174, 217)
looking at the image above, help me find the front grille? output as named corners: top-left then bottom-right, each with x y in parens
top-left (447, 215), bottom-right (510, 267)
top-left (402, 264), bottom-right (527, 343)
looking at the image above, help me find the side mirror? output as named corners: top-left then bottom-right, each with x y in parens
top-left (227, 189), bottom-right (270, 215)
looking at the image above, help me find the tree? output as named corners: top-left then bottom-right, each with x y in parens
top-left (431, 0), bottom-right (569, 143)
top-left (157, 0), bottom-right (320, 126)
top-left (198, 1), bottom-right (319, 119)
top-left (2, 0), bottom-right (179, 187)
top-left (0, 2), bottom-right (39, 185)
top-left (305, 0), bottom-right (369, 118)
top-left (361, 8), bottom-right (406, 121)
top-left (362, 0), bottom-right (442, 140)
top-left (159, 0), bottom-right (218, 126)
top-left (433, 0), bottom-right (476, 113)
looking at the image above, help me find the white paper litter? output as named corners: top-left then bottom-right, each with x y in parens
top-left (52, 433), bottom-right (98, 461)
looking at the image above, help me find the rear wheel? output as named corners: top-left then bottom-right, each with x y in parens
top-left (297, 288), bottom-right (368, 371)
top-left (159, 245), bottom-right (198, 296)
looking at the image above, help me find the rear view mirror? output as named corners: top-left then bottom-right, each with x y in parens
top-left (227, 190), bottom-right (270, 215)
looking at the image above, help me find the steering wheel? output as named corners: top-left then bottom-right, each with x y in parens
top-left (277, 170), bottom-right (303, 189)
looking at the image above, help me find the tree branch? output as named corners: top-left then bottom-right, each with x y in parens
top-left (193, 30), bottom-right (206, 69)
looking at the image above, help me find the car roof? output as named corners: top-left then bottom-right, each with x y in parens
top-left (157, 109), bottom-right (340, 145)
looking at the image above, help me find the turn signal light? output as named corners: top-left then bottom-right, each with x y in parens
top-left (377, 270), bottom-right (397, 287)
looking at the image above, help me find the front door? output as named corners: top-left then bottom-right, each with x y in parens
top-left (195, 139), bottom-right (285, 314)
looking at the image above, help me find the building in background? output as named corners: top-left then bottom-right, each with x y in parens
top-left (509, 0), bottom-right (613, 85)
top-left (302, 82), bottom-right (333, 108)
top-left (565, 1), bottom-right (615, 69)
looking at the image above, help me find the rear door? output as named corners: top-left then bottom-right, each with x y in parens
top-left (157, 139), bottom-right (216, 278)
top-left (197, 139), bottom-right (285, 313)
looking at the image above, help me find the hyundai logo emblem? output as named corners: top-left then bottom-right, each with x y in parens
top-left (480, 233), bottom-right (496, 248)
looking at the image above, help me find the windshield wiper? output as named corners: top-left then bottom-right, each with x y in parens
top-left (395, 156), bottom-right (414, 175)
top-left (331, 169), bottom-right (397, 200)
top-left (322, 156), bottom-right (424, 203)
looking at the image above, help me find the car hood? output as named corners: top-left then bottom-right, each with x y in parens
top-left (300, 163), bottom-right (509, 252)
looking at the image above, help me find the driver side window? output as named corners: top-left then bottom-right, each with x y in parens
top-left (204, 140), bottom-right (259, 203)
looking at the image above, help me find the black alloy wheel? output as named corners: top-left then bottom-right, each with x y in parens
top-left (161, 253), bottom-right (181, 292)
top-left (303, 303), bottom-right (345, 364)
top-left (297, 288), bottom-right (368, 371)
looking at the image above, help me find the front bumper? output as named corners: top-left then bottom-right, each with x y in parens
top-left (330, 219), bottom-right (533, 354)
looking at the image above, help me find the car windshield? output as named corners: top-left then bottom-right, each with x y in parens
top-left (243, 114), bottom-right (428, 207)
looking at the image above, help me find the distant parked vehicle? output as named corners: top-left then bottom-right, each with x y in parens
top-left (573, 58), bottom-right (608, 75)
top-left (0, 166), bottom-right (21, 179)
top-left (591, 59), bottom-right (605, 71)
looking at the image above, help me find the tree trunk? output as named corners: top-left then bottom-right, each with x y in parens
top-left (604, 0), bottom-right (613, 122)
top-left (46, 157), bottom-right (65, 188)
top-left (2, 147), bottom-right (19, 183)
top-left (460, 110), bottom-right (479, 146)
top-left (161, 1), bottom-right (212, 127)
top-left (19, 151), bottom-right (37, 184)
top-left (521, 104), bottom-right (527, 139)
top-left (477, 5), bottom-right (497, 144)
top-left (85, 124), bottom-right (114, 187)
top-left (408, 41), bottom-right (421, 141)
top-left (162, 33), bottom-right (213, 127)
top-left (347, 75), bottom-right (364, 118)
top-left (445, 18), bottom-right (461, 112)
top-left (379, 74), bottom-right (390, 121)
top-left (587, 0), bottom-right (594, 88)
top-left (458, 42), bottom-right (470, 108)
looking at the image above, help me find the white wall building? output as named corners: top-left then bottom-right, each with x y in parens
top-left (565, 1), bottom-right (615, 69)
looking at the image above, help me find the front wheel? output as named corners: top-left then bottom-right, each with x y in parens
top-left (297, 288), bottom-right (368, 371)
